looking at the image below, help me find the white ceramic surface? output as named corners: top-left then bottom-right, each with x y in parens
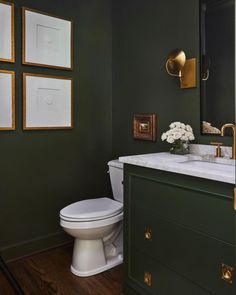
top-left (60, 197), bottom-right (123, 221)
top-left (119, 147), bottom-right (235, 184)
top-left (60, 159), bottom-right (124, 277)
top-left (108, 160), bottom-right (124, 203)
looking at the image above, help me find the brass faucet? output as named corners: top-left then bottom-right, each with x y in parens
top-left (220, 123), bottom-right (236, 159)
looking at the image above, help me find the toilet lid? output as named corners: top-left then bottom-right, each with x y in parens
top-left (60, 197), bottom-right (123, 221)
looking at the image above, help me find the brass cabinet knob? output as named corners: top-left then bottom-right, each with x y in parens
top-left (221, 263), bottom-right (234, 284)
top-left (144, 271), bottom-right (152, 286)
top-left (144, 227), bottom-right (152, 241)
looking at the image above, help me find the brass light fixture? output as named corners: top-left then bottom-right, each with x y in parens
top-left (166, 49), bottom-right (197, 89)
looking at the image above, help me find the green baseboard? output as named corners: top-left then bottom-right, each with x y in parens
top-left (1, 231), bottom-right (72, 262)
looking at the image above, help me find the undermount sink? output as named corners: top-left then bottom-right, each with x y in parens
top-left (180, 160), bottom-right (234, 173)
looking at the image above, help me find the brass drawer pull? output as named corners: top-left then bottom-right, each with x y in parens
top-left (144, 227), bottom-right (152, 241)
top-left (221, 263), bottom-right (234, 284)
top-left (144, 271), bottom-right (152, 286)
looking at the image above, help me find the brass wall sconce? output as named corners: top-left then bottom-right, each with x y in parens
top-left (166, 49), bottom-right (197, 89)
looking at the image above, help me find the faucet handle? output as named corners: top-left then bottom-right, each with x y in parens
top-left (210, 142), bottom-right (223, 158)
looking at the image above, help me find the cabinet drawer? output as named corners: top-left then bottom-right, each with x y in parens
top-left (123, 284), bottom-right (140, 295)
top-left (128, 174), bottom-right (234, 244)
top-left (130, 206), bottom-right (235, 295)
top-left (127, 248), bottom-right (212, 295)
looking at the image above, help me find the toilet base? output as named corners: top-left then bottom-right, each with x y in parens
top-left (70, 237), bottom-right (123, 277)
top-left (71, 254), bottom-right (123, 277)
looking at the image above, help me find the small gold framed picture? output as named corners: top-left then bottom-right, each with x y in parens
top-left (22, 7), bottom-right (73, 70)
top-left (23, 73), bottom-right (73, 130)
top-left (133, 113), bottom-right (156, 141)
top-left (0, 70), bottom-right (15, 130)
top-left (0, 1), bottom-right (15, 62)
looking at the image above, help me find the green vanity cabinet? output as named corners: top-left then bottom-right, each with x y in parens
top-left (123, 164), bottom-right (235, 295)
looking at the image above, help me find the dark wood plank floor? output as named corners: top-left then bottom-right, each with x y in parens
top-left (0, 244), bottom-right (123, 295)
top-left (0, 269), bottom-right (16, 295)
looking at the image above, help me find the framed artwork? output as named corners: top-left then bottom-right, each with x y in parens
top-left (23, 73), bottom-right (73, 130)
top-left (0, 1), bottom-right (15, 62)
top-left (133, 113), bottom-right (157, 141)
top-left (22, 7), bottom-right (73, 70)
top-left (0, 70), bottom-right (15, 130)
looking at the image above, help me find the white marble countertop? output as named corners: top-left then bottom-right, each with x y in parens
top-left (119, 152), bottom-right (235, 184)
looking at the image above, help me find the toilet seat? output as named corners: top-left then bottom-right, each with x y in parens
top-left (60, 197), bottom-right (123, 222)
top-left (60, 211), bottom-right (123, 230)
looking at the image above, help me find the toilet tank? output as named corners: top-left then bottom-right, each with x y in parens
top-left (108, 160), bottom-right (124, 203)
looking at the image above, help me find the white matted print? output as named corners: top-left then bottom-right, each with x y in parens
top-left (0, 70), bottom-right (15, 130)
top-left (23, 7), bottom-right (72, 69)
top-left (0, 1), bottom-right (14, 62)
top-left (23, 73), bottom-right (73, 130)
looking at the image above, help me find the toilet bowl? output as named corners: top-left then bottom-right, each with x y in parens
top-left (60, 160), bottom-right (124, 277)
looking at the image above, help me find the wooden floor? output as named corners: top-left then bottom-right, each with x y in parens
top-left (0, 244), bottom-right (123, 295)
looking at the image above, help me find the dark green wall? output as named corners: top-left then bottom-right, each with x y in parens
top-left (112, 0), bottom-right (231, 158)
top-left (1, 0), bottom-right (233, 260)
top-left (0, 0), bottom-right (112, 259)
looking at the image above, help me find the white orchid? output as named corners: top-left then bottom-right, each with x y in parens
top-left (169, 123), bottom-right (176, 129)
top-left (186, 124), bottom-right (193, 132)
top-left (167, 136), bottom-right (175, 144)
top-left (161, 122), bottom-right (195, 144)
top-left (189, 135), bottom-right (195, 141)
top-left (161, 133), bottom-right (167, 141)
top-left (173, 132), bottom-right (182, 140)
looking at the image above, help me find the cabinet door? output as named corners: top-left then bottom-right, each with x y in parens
top-left (130, 205), bottom-right (235, 295)
top-left (124, 166), bottom-right (236, 295)
top-left (123, 284), bottom-right (140, 295)
top-left (127, 173), bottom-right (234, 244)
top-left (127, 248), bottom-right (212, 295)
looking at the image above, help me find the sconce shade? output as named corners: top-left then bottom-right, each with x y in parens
top-left (166, 49), bottom-right (186, 77)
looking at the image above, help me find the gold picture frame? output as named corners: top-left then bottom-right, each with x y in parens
top-left (23, 73), bottom-right (73, 130)
top-left (0, 70), bottom-right (15, 130)
top-left (22, 7), bottom-right (73, 70)
top-left (133, 113), bottom-right (157, 141)
top-left (0, 0), bottom-right (15, 63)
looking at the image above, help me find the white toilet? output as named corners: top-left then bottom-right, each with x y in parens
top-left (60, 160), bottom-right (124, 277)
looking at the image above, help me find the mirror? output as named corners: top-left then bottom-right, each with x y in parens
top-left (200, 0), bottom-right (235, 135)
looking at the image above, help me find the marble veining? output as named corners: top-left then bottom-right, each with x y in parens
top-left (119, 145), bottom-right (235, 184)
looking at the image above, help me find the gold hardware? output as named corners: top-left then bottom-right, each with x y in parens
top-left (144, 227), bottom-right (152, 241)
top-left (166, 49), bottom-right (196, 89)
top-left (144, 271), bottom-right (152, 286)
top-left (234, 188), bottom-right (236, 211)
top-left (221, 123), bottom-right (236, 160)
top-left (180, 58), bottom-right (197, 89)
top-left (166, 49), bottom-right (186, 77)
top-left (221, 263), bottom-right (234, 284)
top-left (210, 142), bottom-right (223, 158)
